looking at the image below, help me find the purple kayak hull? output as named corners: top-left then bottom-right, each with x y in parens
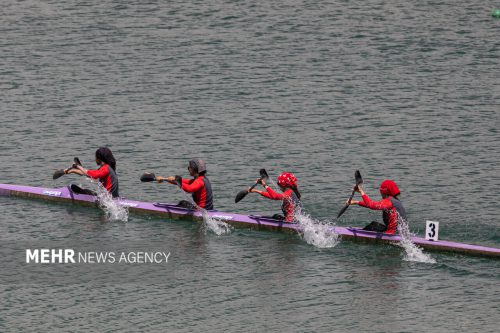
top-left (1, 183), bottom-right (499, 258)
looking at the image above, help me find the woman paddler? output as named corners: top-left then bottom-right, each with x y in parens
top-left (65, 147), bottom-right (119, 198)
top-left (155, 159), bottom-right (214, 210)
top-left (249, 172), bottom-right (301, 222)
top-left (348, 179), bottom-right (406, 234)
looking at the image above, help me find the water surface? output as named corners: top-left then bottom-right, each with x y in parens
top-left (1, 1), bottom-right (499, 332)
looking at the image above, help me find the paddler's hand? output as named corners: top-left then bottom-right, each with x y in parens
top-left (66, 165), bottom-right (86, 176)
top-left (257, 178), bottom-right (267, 186)
top-left (166, 176), bottom-right (177, 184)
top-left (75, 164), bottom-right (87, 173)
top-left (156, 176), bottom-right (166, 183)
top-left (349, 200), bottom-right (360, 205)
top-left (353, 184), bottom-right (364, 194)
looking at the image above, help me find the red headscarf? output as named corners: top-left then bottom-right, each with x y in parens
top-left (277, 172), bottom-right (298, 188)
top-left (379, 180), bottom-right (400, 197)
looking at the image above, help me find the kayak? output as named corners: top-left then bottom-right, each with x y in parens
top-left (1, 183), bottom-right (499, 258)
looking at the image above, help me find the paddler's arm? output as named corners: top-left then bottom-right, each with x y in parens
top-left (157, 176), bottom-right (188, 189)
top-left (353, 184), bottom-right (392, 210)
top-left (156, 176), bottom-right (176, 184)
top-left (249, 188), bottom-right (274, 198)
top-left (249, 188), bottom-right (265, 195)
top-left (249, 179), bottom-right (267, 196)
top-left (356, 184), bottom-right (366, 196)
top-left (349, 184), bottom-right (367, 207)
top-left (65, 165), bottom-right (86, 176)
top-left (250, 179), bottom-right (283, 200)
top-left (79, 164), bottom-right (111, 180)
top-left (178, 177), bottom-right (203, 193)
top-left (249, 178), bottom-right (269, 197)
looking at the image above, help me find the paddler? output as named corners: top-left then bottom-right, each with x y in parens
top-left (65, 147), bottom-right (120, 198)
top-left (348, 179), bottom-right (406, 234)
top-left (155, 159), bottom-right (214, 210)
top-left (249, 172), bottom-right (301, 222)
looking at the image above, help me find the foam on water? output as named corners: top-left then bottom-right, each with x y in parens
top-left (85, 178), bottom-right (129, 222)
top-left (200, 210), bottom-right (232, 236)
top-left (295, 211), bottom-right (340, 248)
top-left (397, 215), bottom-right (436, 264)
top-left (265, 176), bottom-right (339, 248)
top-left (177, 188), bottom-right (232, 236)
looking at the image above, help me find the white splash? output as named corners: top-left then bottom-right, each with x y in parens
top-left (200, 209), bottom-right (232, 236)
top-left (86, 178), bottom-right (129, 222)
top-left (177, 190), bottom-right (232, 236)
top-left (295, 212), bottom-right (340, 248)
top-left (266, 175), bottom-right (339, 248)
top-left (397, 215), bottom-right (435, 264)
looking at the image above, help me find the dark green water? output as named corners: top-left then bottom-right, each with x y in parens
top-left (1, 1), bottom-right (499, 332)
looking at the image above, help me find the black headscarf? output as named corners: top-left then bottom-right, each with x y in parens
top-left (188, 159), bottom-right (206, 174)
top-left (95, 147), bottom-right (116, 171)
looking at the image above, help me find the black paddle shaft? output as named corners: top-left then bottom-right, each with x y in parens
top-left (235, 168), bottom-right (269, 203)
top-left (336, 170), bottom-right (363, 219)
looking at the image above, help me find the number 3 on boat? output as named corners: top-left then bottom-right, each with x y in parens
top-left (425, 221), bottom-right (439, 241)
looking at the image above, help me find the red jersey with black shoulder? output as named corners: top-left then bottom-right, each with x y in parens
top-left (259, 187), bottom-right (301, 222)
top-left (86, 164), bottom-right (120, 198)
top-left (181, 175), bottom-right (214, 210)
top-left (358, 194), bottom-right (406, 234)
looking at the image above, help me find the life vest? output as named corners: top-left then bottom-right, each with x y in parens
top-left (382, 197), bottom-right (406, 233)
top-left (281, 189), bottom-right (302, 222)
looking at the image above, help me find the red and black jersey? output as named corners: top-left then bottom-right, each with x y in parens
top-left (86, 164), bottom-right (119, 198)
top-left (259, 187), bottom-right (301, 222)
top-left (358, 194), bottom-right (406, 234)
top-left (181, 175), bottom-right (214, 210)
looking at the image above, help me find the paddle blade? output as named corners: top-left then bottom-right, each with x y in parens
top-left (140, 172), bottom-right (157, 182)
top-left (53, 169), bottom-right (66, 180)
top-left (355, 170), bottom-right (363, 185)
top-left (70, 184), bottom-right (96, 196)
top-left (235, 190), bottom-right (249, 203)
top-left (260, 168), bottom-right (269, 180)
top-left (74, 157), bottom-right (82, 166)
top-left (337, 204), bottom-right (349, 219)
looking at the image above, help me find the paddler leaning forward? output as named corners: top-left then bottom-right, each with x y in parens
top-left (249, 172), bottom-right (302, 223)
top-left (348, 179), bottom-right (406, 234)
top-left (155, 159), bottom-right (214, 210)
top-left (65, 147), bottom-right (120, 198)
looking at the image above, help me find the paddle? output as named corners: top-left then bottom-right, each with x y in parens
top-left (52, 169), bottom-right (66, 180)
top-left (73, 157), bottom-right (81, 167)
top-left (70, 184), bottom-right (96, 196)
top-left (140, 173), bottom-right (183, 188)
top-left (52, 157), bottom-right (83, 180)
top-left (140, 172), bottom-right (157, 182)
top-left (235, 168), bottom-right (269, 203)
top-left (336, 170), bottom-right (363, 219)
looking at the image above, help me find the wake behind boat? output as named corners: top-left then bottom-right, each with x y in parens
top-left (0, 183), bottom-right (499, 258)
